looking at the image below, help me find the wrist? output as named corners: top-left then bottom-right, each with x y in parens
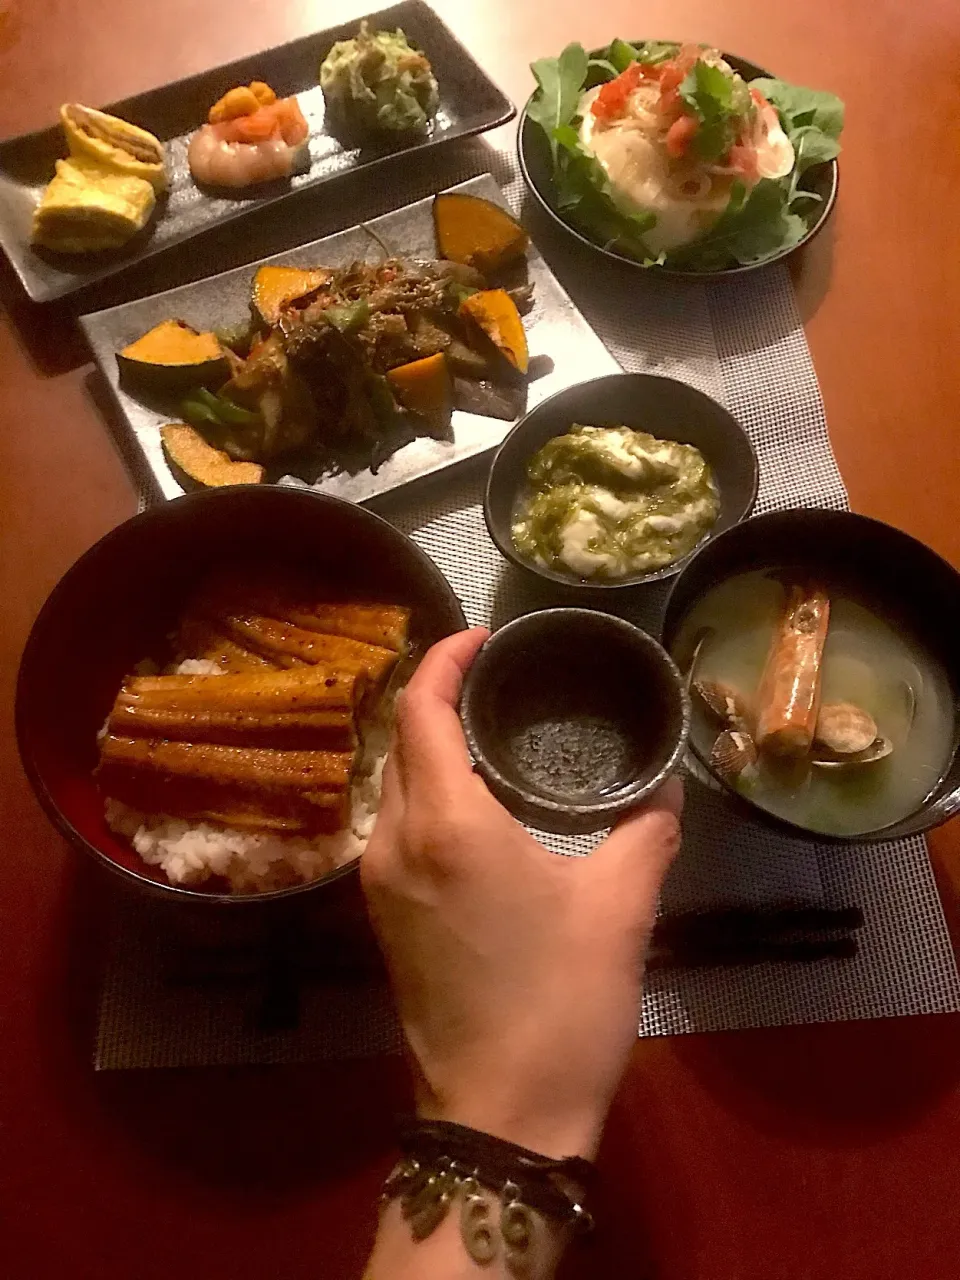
top-left (416, 1093), bottom-right (605, 1162)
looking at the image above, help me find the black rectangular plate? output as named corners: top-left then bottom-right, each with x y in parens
top-left (0, 1), bottom-right (515, 303)
top-left (80, 174), bottom-right (617, 505)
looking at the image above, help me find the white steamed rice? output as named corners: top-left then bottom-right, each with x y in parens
top-left (104, 657), bottom-right (392, 894)
top-left (172, 658), bottom-right (225, 676)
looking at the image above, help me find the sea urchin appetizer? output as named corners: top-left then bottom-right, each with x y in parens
top-left (188, 80), bottom-right (310, 189)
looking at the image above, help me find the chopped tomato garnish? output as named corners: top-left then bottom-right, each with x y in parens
top-left (591, 62), bottom-right (643, 120)
top-left (658, 45), bottom-right (700, 93)
top-left (665, 113), bottom-right (699, 158)
top-left (658, 63), bottom-right (685, 95)
top-left (655, 45), bottom-right (703, 120)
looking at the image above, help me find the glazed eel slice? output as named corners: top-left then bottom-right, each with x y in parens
top-left (191, 568), bottom-right (411, 653)
top-left (177, 613), bottom-right (283, 672)
top-left (97, 735), bottom-right (355, 834)
top-left (209, 612), bottom-right (398, 684)
top-left (260, 600), bottom-right (410, 653)
top-left (107, 667), bottom-right (363, 750)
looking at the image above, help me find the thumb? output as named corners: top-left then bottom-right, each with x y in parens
top-left (592, 776), bottom-right (684, 900)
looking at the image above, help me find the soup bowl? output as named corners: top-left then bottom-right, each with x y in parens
top-left (16, 486), bottom-right (466, 909)
top-left (661, 509), bottom-right (960, 843)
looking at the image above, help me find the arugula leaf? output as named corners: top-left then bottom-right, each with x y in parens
top-left (788, 124), bottom-right (842, 175)
top-left (527, 43), bottom-right (589, 160)
top-left (607, 38), bottom-right (638, 73)
top-left (746, 78), bottom-right (843, 222)
top-left (749, 78), bottom-right (844, 139)
top-left (632, 40), bottom-right (681, 64)
top-left (681, 60), bottom-right (735, 112)
top-left (585, 57), bottom-right (619, 87)
top-left (679, 60), bottom-right (752, 163)
top-left (669, 179), bottom-right (806, 269)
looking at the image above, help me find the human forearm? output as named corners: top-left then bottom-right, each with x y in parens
top-left (359, 631), bottom-right (682, 1279)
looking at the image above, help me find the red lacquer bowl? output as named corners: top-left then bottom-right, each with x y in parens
top-left (16, 485), bottom-right (465, 907)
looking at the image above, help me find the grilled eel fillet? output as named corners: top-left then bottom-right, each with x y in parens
top-left (207, 612), bottom-right (398, 683)
top-left (107, 668), bottom-right (362, 750)
top-left (105, 577), bottom-right (410, 835)
top-left (177, 614), bottom-right (282, 672)
top-left (258, 599), bottom-right (409, 652)
top-left (186, 568), bottom-right (411, 652)
top-left (98, 735), bottom-right (353, 834)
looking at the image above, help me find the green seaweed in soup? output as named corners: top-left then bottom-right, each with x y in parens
top-left (512, 424), bottom-right (720, 579)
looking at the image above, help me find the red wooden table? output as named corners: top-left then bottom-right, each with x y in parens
top-left (2, 3), bottom-right (959, 1277)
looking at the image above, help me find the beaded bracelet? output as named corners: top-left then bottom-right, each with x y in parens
top-left (380, 1118), bottom-right (595, 1270)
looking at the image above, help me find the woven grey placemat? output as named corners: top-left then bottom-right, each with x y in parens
top-left (96, 138), bottom-right (959, 1068)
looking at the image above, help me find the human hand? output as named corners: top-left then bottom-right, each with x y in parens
top-left (362, 628), bottom-right (683, 1161)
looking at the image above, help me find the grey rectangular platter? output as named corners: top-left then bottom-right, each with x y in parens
top-left (80, 173), bottom-right (618, 504)
top-left (0, 1), bottom-right (515, 303)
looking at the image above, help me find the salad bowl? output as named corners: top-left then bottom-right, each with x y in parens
top-left (518, 44), bottom-right (840, 278)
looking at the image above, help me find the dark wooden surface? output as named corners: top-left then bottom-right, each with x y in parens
top-left (2, 3), bottom-right (959, 1277)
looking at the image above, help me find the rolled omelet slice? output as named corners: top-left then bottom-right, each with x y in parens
top-left (60, 103), bottom-right (167, 193)
top-left (31, 156), bottom-right (156, 253)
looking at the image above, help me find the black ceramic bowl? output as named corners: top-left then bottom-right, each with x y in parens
top-left (16, 486), bottom-right (466, 907)
top-left (484, 373), bottom-right (758, 591)
top-left (460, 609), bottom-right (689, 834)
top-left (661, 509), bottom-right (960, 843)
top-left (518, 49), bottom-right (839, 278)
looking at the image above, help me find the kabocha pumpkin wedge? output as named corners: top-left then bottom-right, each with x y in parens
top-left (433, 192), bottom-right (529, 273)
top-left (251, 264), bottom-right (332, 328)
top-left (386, 352), bottom-right (452, 425)
top-left (118, 321), bottom-right (228, 392)
top-left (459, 289), bottom-right (529, 374)
top-left (160, 424), bottom-right (264, 488)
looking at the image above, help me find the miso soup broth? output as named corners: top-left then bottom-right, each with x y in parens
top-left (673, 570), bottom-right (957, 836)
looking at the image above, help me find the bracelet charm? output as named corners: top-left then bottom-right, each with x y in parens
top-left (461, 1177), bottom-right (499, 1265)
top-left (381, 1119), bottom-right (596, 1272)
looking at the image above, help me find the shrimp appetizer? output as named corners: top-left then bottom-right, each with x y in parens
top-left (188, 81), bottom-right (310, 189)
